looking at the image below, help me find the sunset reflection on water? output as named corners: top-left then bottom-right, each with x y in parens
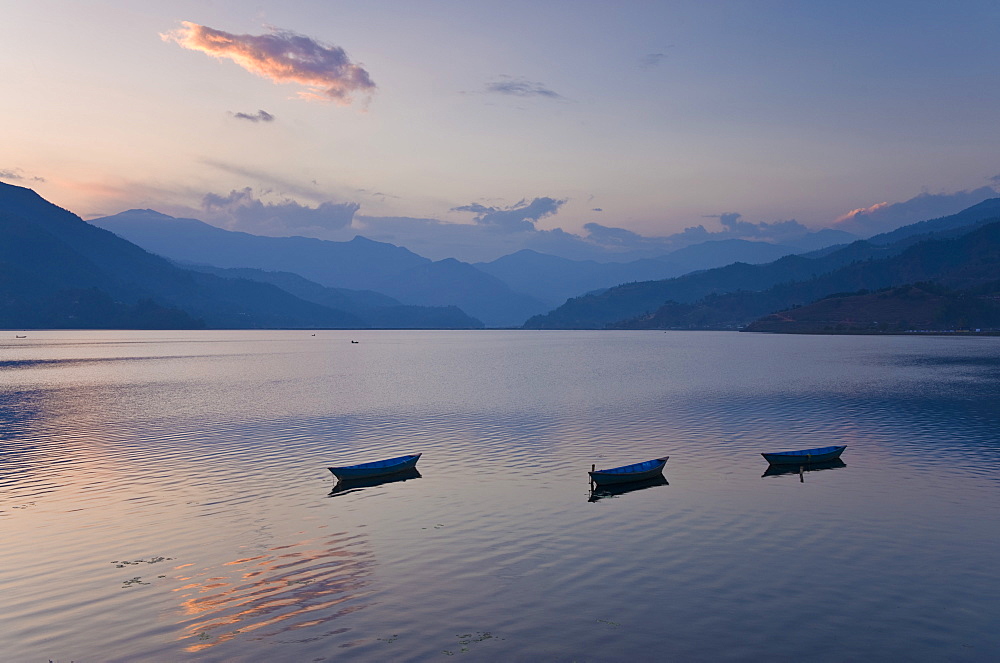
top-left (175, 531), bottom-right (374, 652)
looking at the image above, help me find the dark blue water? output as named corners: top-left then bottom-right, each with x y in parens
top-left (2, 330), bottom-right (998, 661)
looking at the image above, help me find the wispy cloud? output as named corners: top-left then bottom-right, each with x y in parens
top-left (162, 22), bottom-right (375, 105)
top-left (640, 52), bottom-right (667, 69)
top-left (232, 109), bottom-right (275, 122)
top-left (484, 75), bottom-right (564, 100)
top-left (452, 197), bottom-right (565, 232)
top-left (201, 159), bottom-right (346, 204)
top-left (0, 167), bottom-right (46, 183)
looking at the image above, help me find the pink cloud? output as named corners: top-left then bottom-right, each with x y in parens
top-left (162, 22), bottom-right (375, 105)
top-left (834, 201), bottom-right (889, 225)
top-left (831, 187), bottom-right (997, 236)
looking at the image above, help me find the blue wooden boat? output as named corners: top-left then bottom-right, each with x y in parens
top-left (328, 453), bottom-right (421, 480)
top-left (589, 456), bottom-right (669, 486)
top-left (762, 445), bottom-right (846, 465)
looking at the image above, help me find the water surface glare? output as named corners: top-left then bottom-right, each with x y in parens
top-left (2, 330), bottom-right (998, 661)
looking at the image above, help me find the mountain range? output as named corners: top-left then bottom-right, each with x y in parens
top-left (474, 240), bottom-right (803, 306)
top-left (90, 210), bottom-right (546, 327)
top-left (6, 179), bottom-right (998, 333)
top-left (0, 182), bottom-right (479, 329)
top-left (183, 264), bottom-right (482, 329)
top-left (524, 199), bottom-right (1000, 330)
top-left (90, 209), bottom-right (854, 327)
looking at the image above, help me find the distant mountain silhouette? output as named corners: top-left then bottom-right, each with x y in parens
top-left (526, 200), bottom-right (1000, 329)
top-left (367, 258), bottom-right (544, 328)
top-left (475, 240), bottom-right (806, 306)
top-left (0, 182), bottom-right (395, 329)
top-left (186, 264), bottom-right (483, 329)
top-left (91, 209), bottom-right (429, 289)
top-left (91, 210), bottom-right (541, 326)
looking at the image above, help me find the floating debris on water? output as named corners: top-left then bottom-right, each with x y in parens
top-left (114, 557), bottom-right (174, 588)
top-left (111, 556), bottom-right (173, 568)
top-left (443, 631), bottom-right (501, 655)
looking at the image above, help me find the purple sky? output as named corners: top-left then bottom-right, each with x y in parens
top-left (2, 0), bottom-right (999, 260)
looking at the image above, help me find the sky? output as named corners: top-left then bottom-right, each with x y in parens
top-left (3, 0), bottom-right (1000, 262)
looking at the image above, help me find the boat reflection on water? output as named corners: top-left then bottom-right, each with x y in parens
top-left (589, 474), bottom-right (668, 502)
top-left (762, 458), bottom-right (847, 480)
top-left (327, 468), bottom-right (422, 497)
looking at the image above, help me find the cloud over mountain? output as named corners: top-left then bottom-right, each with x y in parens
top-left (833, 187), bottom-right (998, 236)
top-left (163, 22), bottom-right (375, 104)
top-left (575, 213), bottom-right (816, 256)
top-left (0, 168), bottom-right (45, 183)
top-left (452, 197), bottom-right (565, 232)
top-left (202, 188), bottom-right (360, 235)
top-left (701, 213), bottom-right (810, 242)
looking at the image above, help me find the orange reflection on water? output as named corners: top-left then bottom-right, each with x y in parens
top-left (173, 531), bottom-right (375, 651)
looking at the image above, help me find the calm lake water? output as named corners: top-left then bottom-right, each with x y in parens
top-left (2, 330), bottom-right (999, 662)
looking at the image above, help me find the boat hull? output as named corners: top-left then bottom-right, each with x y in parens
top-left (762, 445), bottom-right (846, 465)
top-left (328, 453), bottom-right (421, 480)
top-left (589, 457), bottom-right (669, 486)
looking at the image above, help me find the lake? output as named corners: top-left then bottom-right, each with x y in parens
top-left (2, 330), bottom-right (999, 662)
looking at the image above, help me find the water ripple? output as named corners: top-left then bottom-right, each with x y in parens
top-left (2, 331), bottom-right (999, 661)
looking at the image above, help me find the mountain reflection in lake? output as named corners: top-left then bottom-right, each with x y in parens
top-left (2, 330), bottom-right (999, 661)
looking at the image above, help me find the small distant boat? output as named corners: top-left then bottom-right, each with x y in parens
top-left (328, 453), bottom-right (421, 480)
top-left (15, 335), bottom-right (26, 338)
top-left (589, 456), bottom-right (669, 486)
top-left (762, 445), bottom-right (846, 465)
top-left (351, 340), bottom-right (359, 344)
